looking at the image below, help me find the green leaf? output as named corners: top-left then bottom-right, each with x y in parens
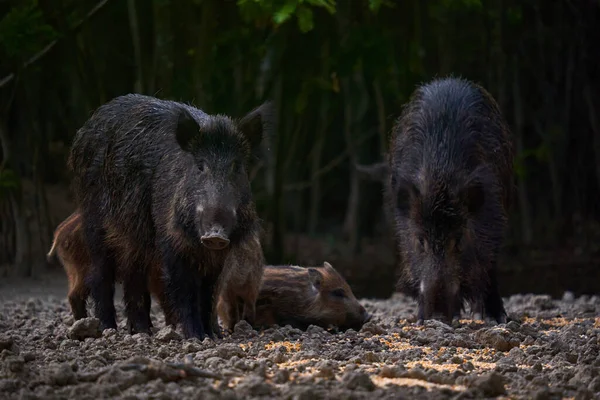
top-left (274, 1), bottom-right (297, 24)
top-left (296, 5), bottom-right (314, 32)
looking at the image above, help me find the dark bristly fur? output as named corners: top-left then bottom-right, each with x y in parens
top-left (253, 262), bottom-right (371, 331)
top-left (68, 94), bottom-right (272, 338)
top-left (387, 77), bottom-right (514, 325)
top-left (47, 211), bottom-right (175, 327)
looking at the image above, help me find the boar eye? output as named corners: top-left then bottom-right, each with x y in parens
top-left (418, 236), bottom-right (427, 251)
top-left (331, 289), bottom-right (346, 299)
top-left (454, 236), bottom-right (461, 250)
top-left (197, 160), bottom-right (207, 173)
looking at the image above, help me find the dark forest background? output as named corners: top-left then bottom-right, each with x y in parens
top-left (1, 0), bottom-right (599, 299)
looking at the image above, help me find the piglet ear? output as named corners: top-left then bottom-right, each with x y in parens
top-left (175, 107), bottom-right (201, 150)
top-left (323, 261), bottom-right (335, 272)
top-left (307, 267), bottom-right (323, 290)
top-left (238, 101), bottom-right (274, 150)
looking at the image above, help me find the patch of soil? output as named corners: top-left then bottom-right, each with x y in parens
top-left (1, 272), bottom-right (599, 399)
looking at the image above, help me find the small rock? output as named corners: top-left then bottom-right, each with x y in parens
top-left (270, 352), bottom-right (286, 364)
top-left (0, 336), bottom-right (13, 351)
top-left (47, 363), bottom-right (77, 386)
top-left (472, 371), bottom-right (506, 396)
top-left (506, 320), bottom-right (521, 332)
top-left (68, 318), bottom-right (101, 341)
top-left (360, 321), bottom-right (386, 335)
top-left (102, 328), bottom-right (117, 338)
top-left (588, 376), bottom-right (600, 392)
top-left (182, 340), bottom-right (202, 353)
top-left (238, 375), bottom-right (273, 396)
top-left (6, 356), bottom-right (25, 373)
top-left (315, 360), bottom-right (335, 379)
top-left (407, 367), bottom-right (427, 381)
top-left (475, 327), bottom-right (520, 352)
top-left (272, 369), bottom-right (290, 384)
top-left (342, 371), bottom-right (375, 391)
top-left (233, 320), bottom-right (256, 337)
top-left (361, 351), bottom-right (379, 363)
top-left (533, 388), bottom-right (551, 400)
top-left (155, 327), bottom-right (181, 342)
top-left (562, 291), bottom-right (576, 302)
top-left (306, 325), bottom-right (326, 336)
top-left (379, 365), bottom-right (405, 378)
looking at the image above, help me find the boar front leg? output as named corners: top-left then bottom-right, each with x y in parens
top-left (161, 245), bottom-right (205, 339)
top-left (199, 272), bottom-right (222, 339)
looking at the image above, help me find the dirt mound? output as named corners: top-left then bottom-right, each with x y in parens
top-left (0, 274), bottom-right (599, 399)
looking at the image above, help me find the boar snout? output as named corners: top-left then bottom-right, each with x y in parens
top-left (198, 204), bottom-right (237, 250)
top-left (201, 226), bottom-right (231, 250)
top-left (360, 306), bottom-right (372, 323)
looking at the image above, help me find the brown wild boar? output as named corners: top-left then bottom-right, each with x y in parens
top-left (47, 211), bottom-right (175, 327)
top-left (253, 262), bottom-right (371, 331)
top-left (216, 232), bottom-right (264, 332)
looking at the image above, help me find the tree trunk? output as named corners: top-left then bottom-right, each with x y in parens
top-left (308, 96), bottom-right (329, 234)
top-left (512, 57), bottom-right (533, 245)
top-left (340, 77), bottom-right (360, 254)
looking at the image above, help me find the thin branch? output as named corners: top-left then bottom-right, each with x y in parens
top-left (283, 129), bottom-right (376, 192)
top-left (0, 0), bottom-right (111, 89)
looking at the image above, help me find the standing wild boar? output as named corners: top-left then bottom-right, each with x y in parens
top-left (47, 211), bottom-right (176, 327)
top-left (216, 231), bottom-right (264, 332)
top-left (253, 262), bottom-right (371, 331)
top-left (68, 94), bottom-right (272, 338)
top-left (388, 77), bottom-right (514, 325)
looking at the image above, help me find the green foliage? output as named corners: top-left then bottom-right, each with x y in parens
top-left (237, 0), bottom-right (336, 32)
top-left (0, 1), bottom-right (58, 62)
top-left (367, 0), bottom-right (394, 13)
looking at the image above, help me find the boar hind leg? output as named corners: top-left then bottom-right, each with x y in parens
top-left (162, 247), bottom-right (205, 339)
top-left (84, 222), bottom-right (118, 331)
top-left (241, 291), bottom-right (257, 327)
top-left (69, 286), bottom-right (89, 320)
top-left (122, 266), bottom-right (153, 335)
top-left (145, 290), bottom-right (154, 329)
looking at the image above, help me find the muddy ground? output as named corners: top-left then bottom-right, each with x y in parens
top-left (0, 272), bottom-right (599, 399)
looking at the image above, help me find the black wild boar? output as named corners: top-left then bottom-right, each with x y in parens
top-left (68, 94), bottom-right (272, 338)
top-left (216, 231), bottom-right (264, 332)
top-left (388, 77), bottom-right (514, 325)
top-left (47, 211), bottom-right (176, 327)
top-left (253, 262), bottom-right (371, 331)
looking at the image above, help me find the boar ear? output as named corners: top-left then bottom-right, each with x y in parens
top-left (460, 168), bottom-right (486, 215)
top-left (175, 108), bottom-right (201, 150)
top-left (394, 176), bottom-right (420, 214)
top-left (462, 181), bottom-right (485, 215)
top-left (238, 101), bottom-right (274, 150)
top-left (308, 267), bottom-right (323, 290)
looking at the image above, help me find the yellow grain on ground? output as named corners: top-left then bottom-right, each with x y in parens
top-left (265, 341), bottom-right (301, 352)
top-left (404, 360), bottom-right (496, 373)
top-left (275, 358), bottom-right (322, 372)
top-left (522, 317), bottom-right (590, 327)
top-left (372, 376), bottom-right (467, 392)
top-left (239, 343), bottom-right (252, 351)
